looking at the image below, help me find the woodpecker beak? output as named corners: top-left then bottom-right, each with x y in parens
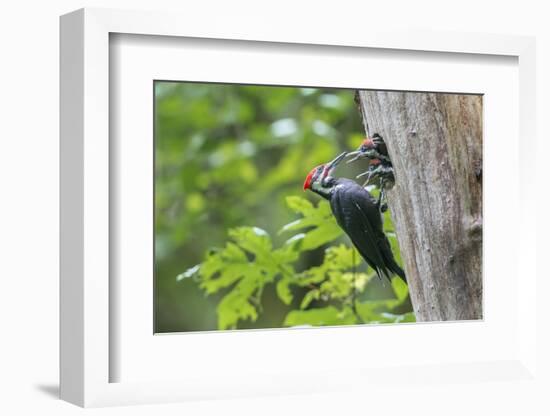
top-left (322, 151), bottom-right (347, 179)
top-left (327, 151), bottom-right (348, 170)
top-left (345, 150), bottom-right (362, 164)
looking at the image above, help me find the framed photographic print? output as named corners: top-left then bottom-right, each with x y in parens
top-left (60, 7), bottom-right (538, 408)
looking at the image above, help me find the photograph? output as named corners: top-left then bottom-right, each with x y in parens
top-left (154, 81), bottom-right (483, 333)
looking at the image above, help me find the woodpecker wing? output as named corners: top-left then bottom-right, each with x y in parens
top-left (353, 202), bottom-right (406, 281)
top-left (330, 179), bottom-right (405, 282)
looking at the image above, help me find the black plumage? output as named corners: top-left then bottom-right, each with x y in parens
top-left (323, 178), bottom-right (405, 282)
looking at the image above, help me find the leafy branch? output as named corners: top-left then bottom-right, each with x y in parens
top-left (178, 196), bottom-right (414, 330)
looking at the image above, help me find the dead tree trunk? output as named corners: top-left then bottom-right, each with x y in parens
top-left (357, 91), bottom-right (482, 321)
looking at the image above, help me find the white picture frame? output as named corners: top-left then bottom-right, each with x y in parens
top-left (60, 7), bottom-right (538, 408)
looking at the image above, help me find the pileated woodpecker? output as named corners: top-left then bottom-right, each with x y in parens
top-left (347, 133), bottom-right (395, 212)
top-left (347, 133), bottom-right (390, 164)
top-left (303, 152), bottom-right (406, 283)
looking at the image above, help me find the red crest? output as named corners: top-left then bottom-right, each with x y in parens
top-left (303, 166), bottom-right (320, 190)
top-left (362, 137), bottom-right (375, 148)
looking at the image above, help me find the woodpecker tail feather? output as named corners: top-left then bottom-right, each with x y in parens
top-left (375, 266), bottom-right (392, 284)
top-left (390, 262), bottom-right (406, 282)
top-left (376, 261), bottom-right (406, 283)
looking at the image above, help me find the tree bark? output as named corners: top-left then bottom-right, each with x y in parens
top-left (356, 91), bottom-right (482, 321)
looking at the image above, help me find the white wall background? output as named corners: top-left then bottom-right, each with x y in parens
top-left (0, 0), bottom-right (548, 414)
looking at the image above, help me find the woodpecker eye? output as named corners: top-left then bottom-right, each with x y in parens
top-left (303, 165), bottom-right (323, 190)
top-left (304, 165), bottom-right (328, 191)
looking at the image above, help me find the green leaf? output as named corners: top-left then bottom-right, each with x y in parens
top-left (320, 272), bottom-right (372, 300)
top-left (228, 227), bottom-right (272, 260)
top-left (200, 263), bottom-right (244, 294)
top-left (300, 222), bottom-right (343, 250)
top-left (299, 289), bottom-right (320, 309)
top-left (285, 196), bottom-right (314, 215)
top-left (272, 244), bottom-right (300, 265)
top-left (223, 242), bottom-right (248, 262)
top-left (279, 197), bottom-right (343, 251)
top-left (284, 306), bottom-right (357, 327)
top-left (276, 277), bottom-right (293, 305)
top-left (198, 241), bottom-right (250, 294)
top-left (217, 273), bottom-right (260, 329)
top-left (325, 245), bottom-right (361, 269)
top-left (283, 233), bottom-right (305, 248)
top-left (200, 251), bottom-right (225, 280)
top-left (279, 219), bottom-right (305, 234)
top-left (294, 244), bottom-right (360, 288)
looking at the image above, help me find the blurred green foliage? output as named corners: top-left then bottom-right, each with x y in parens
top-left (155, 81), bottom-right (413, 332)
